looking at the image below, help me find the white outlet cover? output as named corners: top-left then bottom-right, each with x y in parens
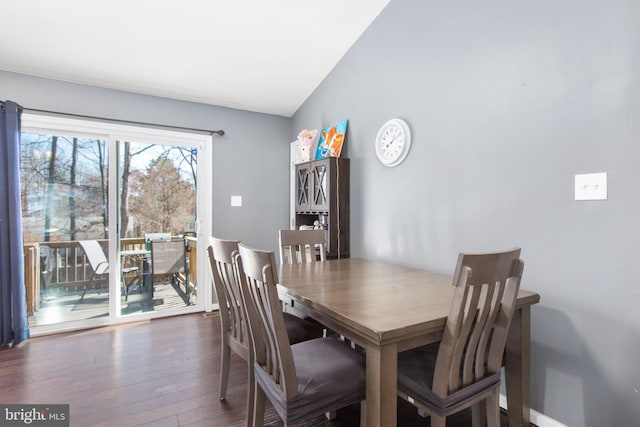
top-left (231, 195), bottom-right (242, 207)
top-left (575, 173), bottom-right (607, 201)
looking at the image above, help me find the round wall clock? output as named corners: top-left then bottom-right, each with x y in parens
top-left (374, 118), bottom-right (412, 167)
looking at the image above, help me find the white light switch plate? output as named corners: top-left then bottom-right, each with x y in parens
top-left (575, 173), bottom-right (607, 201)
top-left (231, 195), bottom-right (242, 207)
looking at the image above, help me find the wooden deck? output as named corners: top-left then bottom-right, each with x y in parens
top-left (29, 280), bottom-right (196, 328)
top-left (24, 237), bottom-right (199, 317)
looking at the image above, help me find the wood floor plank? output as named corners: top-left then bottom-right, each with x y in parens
top-left (0, 312), bottom-right (526, 426)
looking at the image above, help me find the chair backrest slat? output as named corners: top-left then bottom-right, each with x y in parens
top-left (432, 248), bottom-right (524, 398)
top-left (237, 243), bottom-right (299, 399)
top-left (207, 238), bottom-right (247, 344)
top-left (279, 229), bottom-right (326, 264)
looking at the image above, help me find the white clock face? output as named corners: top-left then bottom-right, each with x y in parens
top-left (375, 119), bottom-right (411, 167)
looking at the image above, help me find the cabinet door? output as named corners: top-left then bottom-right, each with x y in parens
top-left (295, 164), bottom-right (311, 211)
top-left (311, 159), bottom-right (330, 212)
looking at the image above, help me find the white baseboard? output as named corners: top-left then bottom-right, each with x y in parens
top-left (500, 394), bottom-right (567, 427)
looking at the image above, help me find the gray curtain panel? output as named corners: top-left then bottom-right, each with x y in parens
top-left (0, 100), bottom-right (29, 346)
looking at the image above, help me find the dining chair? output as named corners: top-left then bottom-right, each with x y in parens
top-left (279, 228), bottom-right (348, 360)
top-left (278, 229), bottom-right (329, 322)
top-left (206, 237), bottom-right (324, 425)
top-left (396, 248), bottom-right (524, 427)
top-left (279, 229), bottom-right (326, 264)
top-left (78, 240), bottom-right (139, 301)
top-left (235, 243), bottom-right (367, 427)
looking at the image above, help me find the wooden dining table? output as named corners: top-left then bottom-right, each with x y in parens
top-left (277, 258), bottom-right (540, 427)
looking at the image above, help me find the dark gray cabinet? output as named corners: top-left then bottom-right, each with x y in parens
top-left (294, 157), bottom-right (349, 259)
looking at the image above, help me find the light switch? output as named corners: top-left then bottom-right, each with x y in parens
top-left (231, 195), bottom-right (242, 207)
top-left (575, 173), bottom-right (607, 201)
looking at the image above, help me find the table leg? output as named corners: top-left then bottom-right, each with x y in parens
top-left (365, 343), bottom-right (397, 427)
top-left (505, 306), bottom-right (531, 427)
top-left (143, 258), bottom-right (152, 304)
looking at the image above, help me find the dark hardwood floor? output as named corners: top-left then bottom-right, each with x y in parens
top-left (0, 313), bottom-right (521, 426)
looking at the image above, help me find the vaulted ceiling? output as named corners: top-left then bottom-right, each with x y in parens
top-left (1, 1), bottom-right (390, 117)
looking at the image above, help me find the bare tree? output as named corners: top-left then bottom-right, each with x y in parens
top-left (128, 156), bottom-right (195, 235)
top-left (120, 141), bottom-right (131, 238)
top-left (174, 147), bottom-right (197, 189)
top-left (43, 136), bottom-right (58, 242)
top-left (118, 141), bottom-right (157, 237)
top-left (69, 137), bottom-right (78, 240)
top-left (21, 134), bottom-right (196, 243)
top-left (95, 140), bottom-right (108, 239)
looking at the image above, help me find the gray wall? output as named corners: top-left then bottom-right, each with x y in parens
top-left (293, 0), bottom-right (640, 426)
top-left (4, 0), bottom-right (640, 423)
top-left (0, 70), bottom-right (291, 253)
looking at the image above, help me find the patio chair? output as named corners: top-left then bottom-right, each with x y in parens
top-left (144, 233), bottom-right (171, 250)
top-left (78, 240), bottom-right (139, 301)
top-left (149, 237), bottom-right (191, 305)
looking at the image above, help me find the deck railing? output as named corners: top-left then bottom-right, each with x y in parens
top-left (23, 237), bottom-right (198, 315)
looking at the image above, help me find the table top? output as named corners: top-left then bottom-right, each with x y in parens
top-left (278, 258), bottom-right (540, 346)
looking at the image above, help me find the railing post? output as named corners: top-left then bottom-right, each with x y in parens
top-left (23, 242), bottom-right (40, 315)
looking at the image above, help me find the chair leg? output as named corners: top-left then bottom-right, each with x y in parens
top-left (245, 359), bottom-right (255, 427)
top-left (253, 382), bottom-right (266, 427)
top-left (359, 400), bottom-right (367, 427)
top-left (430, 415), bottom-right (446, 427)
top-left (185, 268), bottom-right (191, 304)
top-left (219, 343), bottom-right (230, 400)
top-left (486, 389), bottom-right (501, 427)
top-left (79, 273), bottom-right (95, 302)
top-left (472, 402), bottom-right (487, 427)
top-left (120, 270), bottom-right (132, 302)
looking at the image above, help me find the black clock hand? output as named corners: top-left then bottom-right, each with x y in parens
top-left (386, 135), bottom-right (400, 148)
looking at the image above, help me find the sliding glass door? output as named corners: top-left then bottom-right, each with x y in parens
top-left (21, 114), bottom-right (212, 334)
top-left (116, 139), bottom-right (199, 317)
top-left (21, 130), bottom-right (111, 326)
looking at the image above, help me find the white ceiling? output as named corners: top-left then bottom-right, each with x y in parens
top-left (1, 0), bottom-right (389, 117)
